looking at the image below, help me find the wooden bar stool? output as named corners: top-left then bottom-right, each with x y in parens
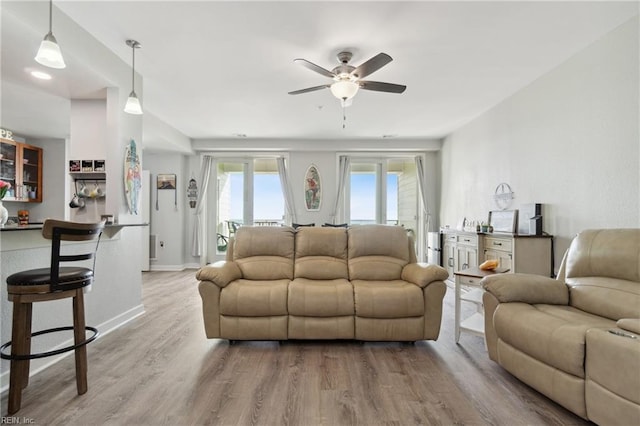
top-left (1, 219), bottom-right (105, 415)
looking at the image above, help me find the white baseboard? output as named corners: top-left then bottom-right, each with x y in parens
top-left (0, 304), bottom-right (145, 395)
top-left (149, 264), bottom-right (188, 271)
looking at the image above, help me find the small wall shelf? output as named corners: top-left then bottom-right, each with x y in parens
top-left (73, 179), bottom-right (106, 200)
top-left (70, 172), bottom-right (106, 180)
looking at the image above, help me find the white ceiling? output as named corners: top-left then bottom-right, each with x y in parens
top-left (2, 1), bottom-right (638, 146)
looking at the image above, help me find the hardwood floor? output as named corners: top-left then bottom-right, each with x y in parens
top-left (1, 270), bottom-right (589, 425)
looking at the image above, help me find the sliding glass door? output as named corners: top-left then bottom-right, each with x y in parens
top-left (214, 158), bottom-right (285, 256)
top-left (253, 159), bottom-right (285, 226)
top-left (345, 156), bottom-right (424, 259)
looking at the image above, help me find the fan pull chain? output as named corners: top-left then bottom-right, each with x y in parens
top-left (342, 101), bottom-right (347, 129)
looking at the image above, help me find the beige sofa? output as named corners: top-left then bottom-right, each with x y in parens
top-left (482, 229), bottom-right (640, 424)
top-left (197, 224), bottom-right (449, 342)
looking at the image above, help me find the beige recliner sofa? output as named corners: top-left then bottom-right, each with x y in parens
top-left (197, 224), bottom-right (449, 342)
top-left (482, 229), bottom-right (640, 424)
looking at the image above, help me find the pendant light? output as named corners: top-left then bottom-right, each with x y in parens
top-left (35, 0), bottom-right (66, 69)
top-left (124, 39), bottom-right (143, 115)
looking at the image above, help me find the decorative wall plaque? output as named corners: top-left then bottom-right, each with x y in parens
top-left (493, 182), bottom-right (514, 210)
top-left (304, 164), bottom-right (321, 211)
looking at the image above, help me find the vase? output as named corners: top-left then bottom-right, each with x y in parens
top-left (0, 200), bottom-right (8, 227)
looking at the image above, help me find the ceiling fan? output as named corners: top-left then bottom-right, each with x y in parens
top-left (288, 51), bottom-right (407, 105)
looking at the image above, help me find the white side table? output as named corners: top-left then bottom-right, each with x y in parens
top-left (454, 266), bottom-right (507, 343)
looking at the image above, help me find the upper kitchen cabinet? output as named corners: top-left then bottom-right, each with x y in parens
top-left (0, 138), bottom-right (43, 203)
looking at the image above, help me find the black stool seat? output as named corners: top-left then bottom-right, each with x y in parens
top-left (8, 267), bottom-right (93, 288)
top-left (2, 219), bottom-right (105, 415)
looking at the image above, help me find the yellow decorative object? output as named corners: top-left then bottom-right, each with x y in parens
top-left (479, 259), bottom-right (499, 271)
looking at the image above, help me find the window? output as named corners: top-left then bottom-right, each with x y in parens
top-left (347, 158), bottom-right (416, 229)
top-left (215, 158), bottom-right (285, 253)
top-left (253, 159), bottom-right (285, 226)
top-left (350, 163), bottom-right (378, 224)
top-left (344, 156), bottom-right (424, 259)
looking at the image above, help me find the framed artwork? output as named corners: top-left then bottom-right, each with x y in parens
top-left (81, 160), bottom-right (94, 172)
top-left (93, 160), bottom-right (105, 172)
top-left (304, 164), bottom-right (321, 211)
top-left (157, 174), bottom-right (176, 190)
top-left (488, 210), bottom-right (518, 234)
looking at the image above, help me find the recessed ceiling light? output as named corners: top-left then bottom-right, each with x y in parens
top-left (31, 70), bottom-right (52, 80)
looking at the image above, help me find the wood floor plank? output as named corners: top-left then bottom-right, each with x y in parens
top-left (1, 270), bottom-right (589, 425)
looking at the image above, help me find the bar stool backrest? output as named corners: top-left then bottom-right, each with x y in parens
top-left (41, 219), bottom-right (106, 292)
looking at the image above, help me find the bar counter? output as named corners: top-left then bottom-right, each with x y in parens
top-left (1, 222), bottom-right (147, 240)
top-left (1, 220), bottom-right (147, 382)
top-left (1, 222), bottom-right (147, 231)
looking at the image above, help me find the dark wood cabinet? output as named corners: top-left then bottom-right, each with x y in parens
top-left (0, 138), bottom-right (43, 203)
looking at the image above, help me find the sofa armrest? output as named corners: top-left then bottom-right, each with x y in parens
top-left (617, 318), bottom-right (640, 335)
top-left (196, 261), bottom-right (242, 288)
top-left (401, 263), bottom-right (449, 288)
top-left (481, 273), bottom-right (569, 305)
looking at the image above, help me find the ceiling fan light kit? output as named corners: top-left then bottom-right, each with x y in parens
top-left (289, 50), bottom-right (406, 104)
top-left (124, 39), bottom-right (143, 115)
top-left (330, 80), bottom-right (359, 101)
top-left (35, 0), bottom-right (66, 69)
top-left (290, 50), bottom-right (406, 129)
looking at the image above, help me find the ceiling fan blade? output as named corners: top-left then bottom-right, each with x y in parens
top-left (294, 58), bottom-right (335, 78)
top-left (359, 80), bottom-right (407, 94)
top-left (351, 53), bottom-right (392, 79)
top-left (288, 84), bottom-right (330, 95)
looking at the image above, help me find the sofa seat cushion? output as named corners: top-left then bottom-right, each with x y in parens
top-left (349, 256), bottom-right (408, 281)
top-left (288, 278), bottom-right (354, 317)
top-left (494, 303), bottom-right (615, 378)
top-left (353, 280), bottom-right (424, 318)
top-left (220, 279), bottom-right (289, 316)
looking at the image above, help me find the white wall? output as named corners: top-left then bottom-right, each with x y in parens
top-left (143, 153), bottom-right (190, 270)
top-left (289, 151), bottom-right (337, 226)
top-left (69, 100), bottom-right (107, 160)
top-left (69, 100), bottom-right (108, 223)
top-left (141, 146), bottom-right (441, 268)
top-left (440, 17), bottom-right (639, 270)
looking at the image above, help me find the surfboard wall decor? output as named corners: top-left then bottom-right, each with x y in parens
top-left (124, 139), bottom-right (142, 215)
top-left (304, 164), bottom-right (321, 211)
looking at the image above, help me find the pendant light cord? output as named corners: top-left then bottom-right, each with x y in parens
top-left (342, 102), bottom-right (347, 129)
top-left (131, 45), bottom-right (136, 92)
top-left (48, 0), bottom-right (53, 33)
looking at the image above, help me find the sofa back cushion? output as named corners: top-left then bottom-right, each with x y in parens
top-left (348, 225), bottom-right (410, 280)
top-left (294, 227), bottom-right (348, 279)
top-left (233, 226), bottom-right (295, 280)
top-left (565, 229), bottom-right (640, 320)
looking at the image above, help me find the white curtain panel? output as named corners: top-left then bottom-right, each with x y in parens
top-left (415, 155), bottom-right (431, 232)
top-left (191, 155), bottom-right (213, 257)
top-left (277, 156), bottom-right (297, 224)
top-left (331, 155), bottom-right (351, 223)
